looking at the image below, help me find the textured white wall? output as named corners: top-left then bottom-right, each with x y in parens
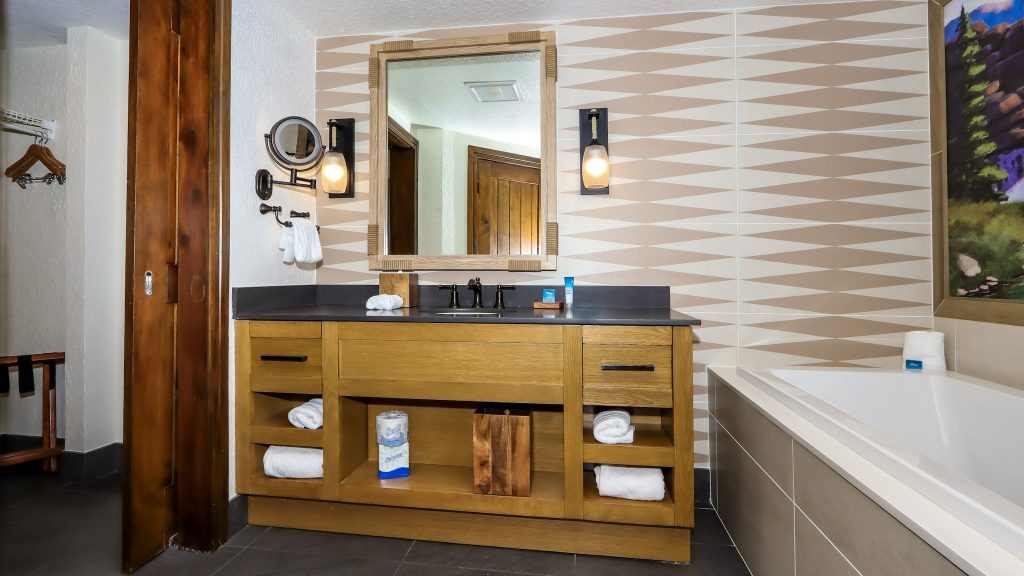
top-left (229, 0), bottom-right (317, 495)
top-left (63, 27), bottom-right (128, 452)
top-left (0, 45), bottom-right (69, 439)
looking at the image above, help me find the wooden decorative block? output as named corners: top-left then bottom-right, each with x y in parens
top-left (378, 273), bottom-right (419, 308)
top-left (533, 301), bottom-right (564, 310)
top-left (473, 406), bottom-right (531, 496)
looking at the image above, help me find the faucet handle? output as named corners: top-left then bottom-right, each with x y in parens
top-left (438, 284), bottom-right (460, 308)
top-left (493, 283), bottom-right (516, 309)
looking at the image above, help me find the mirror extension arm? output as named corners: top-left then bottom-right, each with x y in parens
top-left (255, 168), bottom-right (316, 201)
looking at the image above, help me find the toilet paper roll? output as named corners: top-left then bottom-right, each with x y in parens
top-left (902, 331), bottom-right (946, 371)
top-left (376, 410), bottom-right (409, 447)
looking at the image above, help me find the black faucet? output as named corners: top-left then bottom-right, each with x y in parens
top-left (493, 283), bottom-right (516, 309)
top-left (438, 284), bottom-right (460, 308)
top-left (467, 277), bottom-right (484, 308)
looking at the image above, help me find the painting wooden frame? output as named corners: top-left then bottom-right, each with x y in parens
top-left (930, 0), bottom-right (1024, 326)
top-left (368, 32), bottom-right (558, 271)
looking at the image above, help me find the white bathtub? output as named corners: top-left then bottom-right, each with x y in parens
top-left (737, 367), bottom-right (1024, 565)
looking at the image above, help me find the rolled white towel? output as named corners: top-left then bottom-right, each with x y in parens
top-left (287, 398), bottom-right (323, 430)
top-left (292, 219), bottom-right (323, 265)
top-left (279, 226), bottom-right (295, 264)
top-left (594, 465), bottom-right (665, 501)
top-left (366, 294), bottom-right (405, 310)
top-left (592, 410), bottom-right (634, 445)
top-left (263, 446), bottom-right (323, 479)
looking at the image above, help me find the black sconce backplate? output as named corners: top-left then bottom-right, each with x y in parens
top-left (579, 107), bottom-right (609, 196)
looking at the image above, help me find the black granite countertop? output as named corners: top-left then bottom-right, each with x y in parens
top-left (233, 284), bottom-right (699, 327)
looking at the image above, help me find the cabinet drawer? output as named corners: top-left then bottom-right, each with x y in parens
top-left (250, 321), bottom-right (321, 339)
top-left (582, 326), bottom-right (671, 346)
top-left (337, 339), bottom-right (563, 404)
top-left (583, 344), bottom-right (672, 407)
top-left (251, 337), bottom-right (322, 394)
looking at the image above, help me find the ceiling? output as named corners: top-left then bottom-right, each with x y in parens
top-left (389, 52), bottom-right (541, 150)
top-left (1, 0), bottom-right (129, 50)
top-left (280, 0), bottom-right (855, 38)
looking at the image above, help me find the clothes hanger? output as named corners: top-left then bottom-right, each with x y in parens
top-left (4, 134), bottom-right (65, 181)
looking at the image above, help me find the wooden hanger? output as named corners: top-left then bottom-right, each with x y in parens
top-left (5, 143), bottom-right (66, 182)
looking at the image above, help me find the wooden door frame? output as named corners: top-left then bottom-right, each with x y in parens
top-left (387, 117), bottom-right (418, 255)
top-left (466, 145), bottom-right (541, 255)
top-left (123, 0), bottom-right (230, 568)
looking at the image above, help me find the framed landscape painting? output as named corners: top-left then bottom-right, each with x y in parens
top-left (932, 0), bottom-right (1024, 325)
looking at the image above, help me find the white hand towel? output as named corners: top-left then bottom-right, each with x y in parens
top-left (366, 294), bottom-right (405, 310)
top-left (287, 398), bottom-right (323, 430)
top-left (279, 226), bottom-right (295, 263)
top-left (593, 410), bottom-right (634, 445)
top-left (594, 465), bottom-right (665, 501)
top-left (292, 219), bottom-right (323, 265)
top-left (902, 331), bottom-right (946, 371)
top-left (263, 446), bottom-right (323, 479)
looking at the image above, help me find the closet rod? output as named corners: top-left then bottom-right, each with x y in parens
top-left (1, 107), bottom-right (56, 140)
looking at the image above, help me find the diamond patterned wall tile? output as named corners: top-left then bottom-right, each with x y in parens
top-left (739, 131), bottom-right (930, 224)
top-left (559, 12), bottom-right (734, 53)
top-left (737, 1), bottom-right (926, 45)
top-left (737, 38), bottom-right (928, 135)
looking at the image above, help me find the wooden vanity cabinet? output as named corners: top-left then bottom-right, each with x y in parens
top-left (236, 320), bottom-right (695, 562)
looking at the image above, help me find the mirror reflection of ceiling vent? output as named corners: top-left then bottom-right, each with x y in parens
top-left (465, 81), bottom-right (521, 103)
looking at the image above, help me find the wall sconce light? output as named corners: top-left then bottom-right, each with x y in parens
top-left (321, 118), bottom-right (355, 198)
top-left (579, 107), bottom-right (609, 195)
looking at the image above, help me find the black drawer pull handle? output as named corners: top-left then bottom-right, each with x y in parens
top-left (260, 355), bottom-right (308, 363)
top-left (601, 363), bottom-right (655, 372)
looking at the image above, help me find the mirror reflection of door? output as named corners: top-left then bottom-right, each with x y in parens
top-left (467, 146), bottom-right (541, 255)
top-left (388, 117), bottom-right (418, 255)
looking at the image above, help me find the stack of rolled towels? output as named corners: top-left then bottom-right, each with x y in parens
top-left (591, 410), bottom-right (665, 501)
top-left (262, 398), bottom-right (325, 479)
top-left (592, 410), bottom-right (634, 445)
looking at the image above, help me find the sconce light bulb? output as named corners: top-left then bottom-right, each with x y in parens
top-left (324, 163), bottom-right (346, 182)
top-left (320, 151), bottom-right (349, 194)
top-left (581, 143), bottom-right (610, 188)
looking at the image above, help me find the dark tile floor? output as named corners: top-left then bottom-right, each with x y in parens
top-left (1, 463), bottom-right (749, 575)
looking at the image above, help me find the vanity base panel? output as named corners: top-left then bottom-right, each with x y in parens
top-left (248, 495), bottom-right (692, 563)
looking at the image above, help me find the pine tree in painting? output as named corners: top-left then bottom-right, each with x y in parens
top-left (947, 5), bottom-right (1008, 202)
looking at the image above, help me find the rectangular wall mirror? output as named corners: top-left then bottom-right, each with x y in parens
top-left (368, 33), bottom-right (557, 271)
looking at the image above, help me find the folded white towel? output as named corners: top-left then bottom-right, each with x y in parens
top-left (903, 331), bottom-right (946, 371)
top-left (593, 410), bottom-right (635, 445)
top-left (287, 398), bottom-right (323, 430)
top-left (366, 294), bottom-right (405, 310)
top-left (594, 465), bottom-right (665, 501)
top-left (263, 446), bottom-right (323, 479)
top-left (292, 218), bottom-right (323, 265)
top-left (279, 226), bottom-right (295, 263)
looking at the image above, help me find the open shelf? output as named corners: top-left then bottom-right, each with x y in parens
top-left (582, 470), bottom-right (674, 526)
top-left (251, 393), bottom-right (324, 448)
top-left (582, 422), bottom-right (673, 467)
top-left (339, 460), bottom-right (564, 518)
top-left (248, 444), bottom-right (325, 500)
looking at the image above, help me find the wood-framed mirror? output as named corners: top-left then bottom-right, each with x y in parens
top-left (368, 32), bottom-right (558, 271)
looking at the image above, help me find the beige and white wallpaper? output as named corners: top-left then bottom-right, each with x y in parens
top-left (313, 1), bottom-right (932, 466)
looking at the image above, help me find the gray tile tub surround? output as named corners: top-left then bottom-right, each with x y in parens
top-left (707, 370), bottom-right (967, 576)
